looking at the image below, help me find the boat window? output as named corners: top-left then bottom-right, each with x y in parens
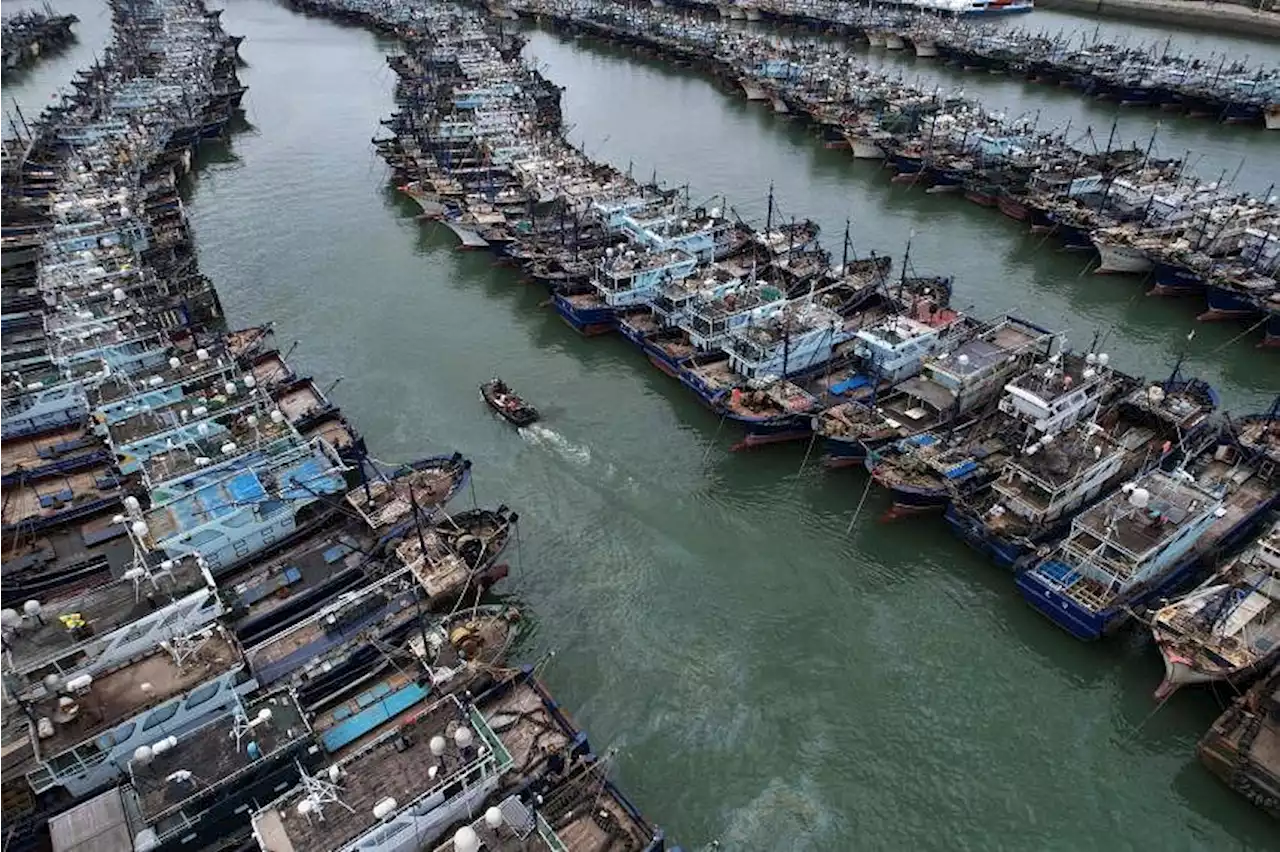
top-left (184, 681), bottom-right (220, 710)
top-left (47, 750), bottom-right (83, 773)
top-left (185, 530), bottom-right (221, 548)
top-left (143, 702), bottom-right (179, 730)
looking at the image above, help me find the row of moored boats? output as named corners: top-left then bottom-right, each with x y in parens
top-left (1, 5), bottom-right (78, 69)
top-left (0, 2), bottom-right (678, 852)
top-left (655, 0), bottom-right (1280, 128)
top-left (295, 0), bottom-right (1278, 798)
top-left (505, 0), bottom-right (1280, 346)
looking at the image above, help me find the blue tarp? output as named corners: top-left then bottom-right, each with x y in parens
top-left (829, 375), bottom-right (871, 396)
top-left (1037, 560), bottom-right (1079, 584)
top-left (320, 683), bottom-right (429, 753)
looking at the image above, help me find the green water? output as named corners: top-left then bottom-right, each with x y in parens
top-left (7, 1), bottom-right (1280, 848)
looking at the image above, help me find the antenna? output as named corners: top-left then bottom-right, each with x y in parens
top-left (293, 760), bottom-right (355, 823)
top-left (160, 626), bottom-right (215, 667)
top-left (230, 704), bottom-right (275, 752)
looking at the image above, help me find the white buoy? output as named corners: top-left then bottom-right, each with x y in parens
top-left (125, 495), bottom-right (141, 514)
top-left (257, 708), bottom-right (273, 723)
top-left (1129, 487), bottom-right (1151, 509)
top-left (112, 288), bottom-right (126, 303)
top-left (196, 348), bottom-right (210, 361)
top-left (453, 826), bottom-right (481, 852)
top-left (297, 799), bottom-right (315, 816)
top-left (152, 735), bottom-right (178, 755)
top-left (271, 409), bottom-right (285, 424)
top-left (169, 357), bottom-right (181, 369)
top-left (66, 673), bottom-right (94, 693)
top-left (484, 806), bottom-right (504, 829)
top-left (429, 735), bottom-right (447, 756)
top-left (133, 745), bottom-right (154, 764)
top-left (372, 797), bottom-right (398, 820)
top-left (224, 382), bottom-right (237, 396)
top-left (131, 520), bottom-right (150, 540)
top-left (328, 765), bottom-right (342, 783)
top-left (453, 727), bottom-right (473, 749)
top-left (243, 374), bottom-right (257, 388)
top-left (0, 609), bottom-right (19, 629)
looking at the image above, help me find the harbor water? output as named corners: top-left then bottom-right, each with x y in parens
top-left (6, 0), bottom-right (1279, 848)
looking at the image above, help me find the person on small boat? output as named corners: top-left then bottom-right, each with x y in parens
top-left (490, 380), bottom-right (517, 410)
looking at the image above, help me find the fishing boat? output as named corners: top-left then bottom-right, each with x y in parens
top-left (249, 666), bottom-right (637, 852)
top-left (1150, 521), bottom-right (1280, 700)
top-left (813, 316), bottom-right (1054, 466)
top-left (480, 378), bottom-right (539, 426)
top-left (1015, 424), bottom-right (1279, 641)
top-left (1196, 666), bottom-right (1280, 818)
top-left (945, 362), bottom-right (1218, 567)
top-left (868, 349), bottom-right (1123, 513)
top-left (47, 689), bottom-right (315, 852)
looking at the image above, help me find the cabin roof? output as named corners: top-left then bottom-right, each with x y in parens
top-left (1072, 470), bottom-right (1216, 560)
top-left (29, 627), bottom-right (241, 757)
top-left (254, 695), bottom-right (495, 852)
top-left (5, 554), bottom-right (209, 675)
top-left (48, 786), bottom-right (132, 852)
top-left (133, 690), bottom-right (308, 824)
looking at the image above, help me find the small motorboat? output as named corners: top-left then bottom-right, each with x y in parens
top-left (480, 378), bottom-right (539, 426)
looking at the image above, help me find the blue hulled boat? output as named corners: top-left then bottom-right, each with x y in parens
top-left (1016, 426), bottom-right (1279, 640)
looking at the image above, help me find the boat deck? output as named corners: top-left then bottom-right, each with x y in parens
top-left (431, 796), bottom-right (563, 852)
top-left (32, 629), bottom-right (240, 756)
top-left (2, 466), bottom-right (119, 528)
top-left (256, 694), bottom-right (477, 852)
top-left (2, 425), bottom-right (101, 476)
top-left (684, 358), bottom-right (739, 390)
top-left (251, 353), bottom-right (294, 388)
top-left (245, 576), bottom-right (418, 685)
top-left (223, 527), bottom-right (369, 625)
top-left (398, 533), bottom-right (474, 602)
top-left (86, 346), bottom-right (233, 405)
top-left (344, 461), bottom-right (463, 528)
top-left (7, 554), bottom-right (208, 675)
top-left (1193, 461), bottom-right (1277, 555)
top-left (134, 690), bottom-right (307, 824)
top-left (301, 411), bottom-right (356, 451)
top-left (877, 378), bottom-right (951, 431)
top-left (1070, 470), bottom-right (1207, 564)
top-left (275, 384), bottom-right (326, 422)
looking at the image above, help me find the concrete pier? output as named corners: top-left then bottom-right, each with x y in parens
top-left (1036, 0), bottom-right (1280, 39)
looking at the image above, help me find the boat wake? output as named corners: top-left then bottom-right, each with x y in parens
top-left (518, 424), bottom-right (593, 467)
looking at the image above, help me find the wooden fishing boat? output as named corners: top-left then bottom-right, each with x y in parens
top-left (480, 378), bottom-right (539, 426)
